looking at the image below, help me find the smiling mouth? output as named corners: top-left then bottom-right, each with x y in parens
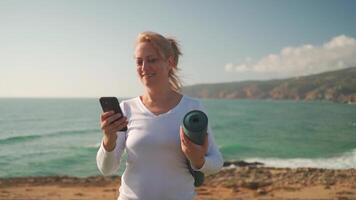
top-left (142, 73), bottom-right (156, 78)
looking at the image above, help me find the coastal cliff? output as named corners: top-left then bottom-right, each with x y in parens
top-left (182, 67), bottom-right (356, 103)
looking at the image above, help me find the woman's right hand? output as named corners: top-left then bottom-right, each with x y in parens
top-left (100, 111), bottom-right (128, 151)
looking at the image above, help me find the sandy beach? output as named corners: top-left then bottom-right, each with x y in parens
top-left (1, 162), bottom-right (356, 200)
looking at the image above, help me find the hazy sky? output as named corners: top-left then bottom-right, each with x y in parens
top-left (1, 0), bottom-right (356, 98)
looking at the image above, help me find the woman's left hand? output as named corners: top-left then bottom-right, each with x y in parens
top-left (180, 127), bottom-right (209, 169)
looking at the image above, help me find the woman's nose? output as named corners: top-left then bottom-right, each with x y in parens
top-left (141, 61), bottom-right (150, 71)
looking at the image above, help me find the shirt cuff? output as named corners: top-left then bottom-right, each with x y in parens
top-left (190, 156), bottom-right (221, 175)
top-left (99, 140), bottom-right (117, 158)
top-left (190, 157), bottom-right (206, 171)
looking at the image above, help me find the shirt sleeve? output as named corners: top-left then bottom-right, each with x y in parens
top-left (190, 101), bottom-right (224, 175)
top-left (96, 131), bottom-right (126, 176)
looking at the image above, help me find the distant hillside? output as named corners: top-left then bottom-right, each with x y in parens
top-left (182, 67), bottom-right (356, 103)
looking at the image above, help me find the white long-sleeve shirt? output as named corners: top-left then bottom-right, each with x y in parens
top-left (96, 95), bottom-right (223, 200)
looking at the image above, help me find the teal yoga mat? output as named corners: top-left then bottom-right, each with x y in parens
top-left (182, 110), bottom-right (208, 187)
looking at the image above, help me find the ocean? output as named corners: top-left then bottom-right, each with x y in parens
top-left (0, 98), bottom-right (355, 178)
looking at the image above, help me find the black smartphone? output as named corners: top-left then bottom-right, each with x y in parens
top-left (99, 97), bottom-right (127, 131)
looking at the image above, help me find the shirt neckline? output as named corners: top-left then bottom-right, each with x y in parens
top-left (136, 95), bottom-right (185, 118)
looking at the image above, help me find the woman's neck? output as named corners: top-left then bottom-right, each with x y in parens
top-left (140, 85), bottom-right (183, 115)
top-left (143, 86), bottom-right (177, 104)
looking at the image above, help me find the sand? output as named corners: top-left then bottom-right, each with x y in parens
top-left (1, 164), bottom-right (356, 200)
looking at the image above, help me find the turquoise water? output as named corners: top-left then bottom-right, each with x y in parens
top-left (0, 98), bottom-right (355, 178)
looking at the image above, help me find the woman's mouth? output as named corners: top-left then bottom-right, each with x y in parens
top-left (142, 73), bottom-right (156, 78)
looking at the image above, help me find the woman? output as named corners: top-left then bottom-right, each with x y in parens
top-left (96, 31), bottom-right (223, 200)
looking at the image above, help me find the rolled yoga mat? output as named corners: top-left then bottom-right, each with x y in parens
top-left (182, 110), bottom-right (208, 187)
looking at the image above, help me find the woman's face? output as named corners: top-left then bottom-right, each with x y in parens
top-left (135, 42), bottom-right (172, 88)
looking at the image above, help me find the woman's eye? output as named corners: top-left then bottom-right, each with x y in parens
top-left (136, 60), bottom-right (143, 66)
top-left (147, 58), bottom-right (157, 63)
top-left (136, 58), bottom-right (158, 66)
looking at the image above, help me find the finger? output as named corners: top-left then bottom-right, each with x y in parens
top-left (101, 115), bottom-right (123, 130)
top-left (106, 113), bottom-right (122, 125)
top-left (183, 134), bottom-right (194, 147)
top-left (111, 117), bottom-right (127, 128)
top-left (179, 127), bottom-right (184, 137)
top-left (181, 137), bottom-right (187, 147)
top-left (180, 131), bottom-right (189, 152)
top-left (180, 127), bottom-right (190, 142)
top-left (180, 127), bottom-right (186, 143)
top-left (101, 120), bottom-right (109, 130)
top-left (180, 131), bottom-right (188, 146)
top-left (183, 136), bottom-right (194, 150)
top-left (109, 120), bottom-right (128, 133)
top-left (101, 111), bottom-right (115, 121)
top-left (183, 135), bottom-right (191, 145)
top-left (180, 126), bottom-right (185, 134)
top-left (179, 127), bottom-right (184, 141)
top-left (106, 116), bottom-right (126, 129)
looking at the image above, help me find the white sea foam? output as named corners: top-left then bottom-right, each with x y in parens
top-left (245, 149), bottom-right (356, 169)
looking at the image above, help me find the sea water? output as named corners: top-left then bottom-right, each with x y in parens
top-left (0, 98), bottom-right (355, 178)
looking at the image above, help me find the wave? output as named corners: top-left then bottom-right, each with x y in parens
top-left (0, 135), bottom-right (42, 144)
top-left (244, 149), bottom-right (356, 169)
top-left (0, 117), bottom-right (47, 123)
top-left (48, 128), bottom-right (100, 137)
top-left (0, 128), bottom-right (100, 145)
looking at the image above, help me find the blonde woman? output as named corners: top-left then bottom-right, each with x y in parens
top-left (96, 31), bottom-right (223, 200)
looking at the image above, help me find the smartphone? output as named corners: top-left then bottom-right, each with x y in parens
top-left (99, 97), bottom-right (127, 131)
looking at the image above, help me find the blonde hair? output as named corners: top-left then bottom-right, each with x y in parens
top-left (136, 31), bottom-right (183, 91)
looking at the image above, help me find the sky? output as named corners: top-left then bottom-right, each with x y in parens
top-left (1, 0), bottom-right (356, 98)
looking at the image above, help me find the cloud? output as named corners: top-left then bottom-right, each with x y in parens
top-left (225, 35), bottom-right (356, 78)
